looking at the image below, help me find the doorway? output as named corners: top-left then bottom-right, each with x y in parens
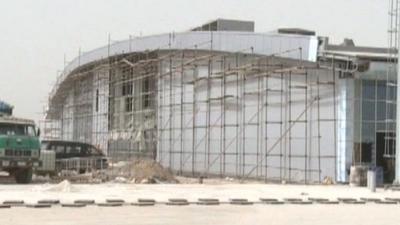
top-left (376, 132), bottom-right (395, 183)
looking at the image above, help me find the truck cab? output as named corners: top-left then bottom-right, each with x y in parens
top-left (0, 115), bottom-right (41, 183)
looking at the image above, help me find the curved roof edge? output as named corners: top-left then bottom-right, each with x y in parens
top-left (50, 31), bottom-right (319, 100)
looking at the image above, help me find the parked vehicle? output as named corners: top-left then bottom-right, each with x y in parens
top-left (40, 140), bottom-right (108, 174)
top-left (0, 101), bottom-right (41, 183)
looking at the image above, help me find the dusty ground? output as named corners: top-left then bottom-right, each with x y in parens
top-left (0, 183), bottom-right (399, 225)
top-left (1, 204), bottom-right (400, 225)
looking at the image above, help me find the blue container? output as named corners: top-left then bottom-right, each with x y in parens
top-left (0, 100), bottom-right (13, 115)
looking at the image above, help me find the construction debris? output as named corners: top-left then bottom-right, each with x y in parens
top-left (31, 159), bottom-right (178, 185)
top-left (322, 176), bottom-right (334, 185)
top-left (104, 159), bottom-right (178, 184)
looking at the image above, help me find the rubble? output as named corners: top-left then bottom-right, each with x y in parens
top-left (103, 159), bottom-right (178, 184)
top-left (91, 159), bottom-right (178, 184)
top-left (322, 176), bottom-right (334, 185)
top-left (113, 177), bottom-right (128, 183)
top-left (32, 159), bottom-right (178, 185)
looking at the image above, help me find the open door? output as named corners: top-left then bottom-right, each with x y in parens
top-left (376, 132), bottom-right (395, 183)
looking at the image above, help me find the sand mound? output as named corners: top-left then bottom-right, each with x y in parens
top-left (107, 159), bottom-right (178, 184)
top-left (33, 180), bottom-right (78, 192)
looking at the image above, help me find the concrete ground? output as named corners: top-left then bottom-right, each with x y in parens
top-left (0, 182), bottom-right (399, 225)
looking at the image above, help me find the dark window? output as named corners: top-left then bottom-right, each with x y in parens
top-left (386, 106), bottom-right (397, 120)
top-left (122, 83), bottom-right (133, 96)
top-left (95, 89), bottom-right (99, 112)
top-left (354, 142), bottom-right (373, 163)
top-left (15, 125), bottom-right (24, 135)
top-left (70, 145), bottom-right (80, 155)
top-left (362, 80), bottom-right (375, 100)
top-left (377, 102), bottom-right (386, 121)
top-left (0, 123), bottom-right (31, 136)
top-left (125, 97), bottom-right (133, 112)
top-left (377, 81), bottom-right (397, 100)
top-left (377, 81), bottom-right (386, 100)
top-left (362, 122), bottom-right (375, 142)
top-left (362, 101), bottom-right (375, 121)
top-left (143, 77), bottom-right (151, 108)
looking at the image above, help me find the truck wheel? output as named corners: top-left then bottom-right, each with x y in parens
top-left (15, 168), bottom-right (33, 184)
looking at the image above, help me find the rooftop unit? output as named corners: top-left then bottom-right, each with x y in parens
top-left (277, 28), bottom-right (316, 36)
top-left (191, 18), bottom-right (255, 32)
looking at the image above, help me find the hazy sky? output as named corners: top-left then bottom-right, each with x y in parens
top-left (0, 0), bottom-right (388, 122)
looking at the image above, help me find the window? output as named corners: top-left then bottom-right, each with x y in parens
top-left (377, 81), bottom-right (387, 100)
top-left (41, 142), bottom-right (49, 150)
top-left (95, 89), bottom-right (99, 112)
top-left (14, 125), bottom-right (25, 135)
top-left (0, 124), bottom-right (28, 136)
top-left (27, 126), bottom-right (36, 136)
top-left (81, 145), bottom-right (88, 155)
top-left (66, 146), bottom-right (72, 154)
top-left (362, 101), bottom-right (375, 121)
top-left (122, 82), bottom-right (133, 96)
top-left (143, 77), bottom-right (151, 108)
top-left (55, 145), bottom-right (65, 154)
top-left (362, 80), bottom-right (375, 100)
top-left (75, 146), bottom-right (82, 154)
top-left (143, 95), bottom-right (150, 108)
top-left (377, 102), bottom-right (386, 121)
top-left (362, 122), bottom-right (375, 142)
top-left (125, 97), bottom-right (133, 112)
top-left (0, 124), bottom-right (14, 135)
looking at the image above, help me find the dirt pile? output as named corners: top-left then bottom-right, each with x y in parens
top-left (106, 159), bottom-right (178, 184)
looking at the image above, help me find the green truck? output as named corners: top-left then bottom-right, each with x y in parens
top-left (0, 101), bottom-right (41, 183)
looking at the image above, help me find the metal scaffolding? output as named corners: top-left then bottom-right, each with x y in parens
top-left (42, 35), bottom-right (339, 184)
top-left (156, 43), bottom-right (338, 183)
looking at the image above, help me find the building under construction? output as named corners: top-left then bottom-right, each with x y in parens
top-left (43, 19), bottom-right (398, 184)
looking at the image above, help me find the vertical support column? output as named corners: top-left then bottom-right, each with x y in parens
top-left (333, 64), bottom-right (338, 182)
top-left (192, 47), bottom-right (198, 175)
top-left (317, 76), bottom-right (322, 183)
top-left (235, 54), bottom-right (240, 177)
top-left (221, 56), bottom-right (226, 176)
top-left (263, 62), bottom-right (268, 181)
top-left (180, 51), bottom-right (185, 174)
top-left (395, 13), bottom-right (400, 182)
top-left (256, 63), bottom-right (261, 177)
top-left (304, 71), bottom-right (308, 184)
top-left (168, 36), bottom-right (174, 169)
top-left (257, 59), bottom-right (269, 179)
top-left (242, 70), bottom-right (246, 177)
top-left (205, 57), bottom-right (212, 172)
top-left (280, 68), bottom-right (284, 182)
top-left (288, 71), bottom-right (292, 182)
top-left (158, 57), bottom-right (163, 164)
top-left (337, 76), bottom-right (355, 183)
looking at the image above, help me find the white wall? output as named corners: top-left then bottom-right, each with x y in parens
top-left (157, 54), bottom-right (338, 183)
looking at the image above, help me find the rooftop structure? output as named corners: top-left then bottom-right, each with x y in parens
top-left (190, 19), bottom-right (255, 32)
